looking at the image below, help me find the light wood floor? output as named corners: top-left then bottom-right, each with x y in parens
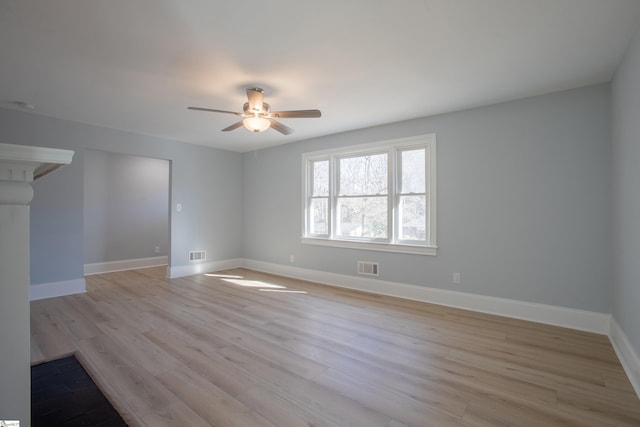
top-left (31, 267), bottom-right (640, 426)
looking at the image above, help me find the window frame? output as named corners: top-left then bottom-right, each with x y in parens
top-left (307, 158), bottom-right (331, 237)
top-left (301, 134), bottom-right (437, 256)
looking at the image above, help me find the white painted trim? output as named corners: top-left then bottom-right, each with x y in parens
top-left (240, 259), bottom-right (611, 335)
top-left (168, 258), bottom-right (243, 278)
top-left (0, 142), bottom-right (74, 181)
top-left (0, 142), bottom-right (74, 165)
top-left (84, 256), bottom-right (168, 276)
top-left (609, 318), bottom-right (640, 398)
top-left (30, 278), bottom-right (86, 301)
top-left (301, 237), bottom-right (438, 256)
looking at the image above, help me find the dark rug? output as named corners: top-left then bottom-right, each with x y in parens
top-left (31, 355), bottom-right (128, 426)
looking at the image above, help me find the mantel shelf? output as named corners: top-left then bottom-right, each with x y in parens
top-left (0, 143), bottom-right (74, 182)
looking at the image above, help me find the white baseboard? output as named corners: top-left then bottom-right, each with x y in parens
top-left (168, 258), bottom-right (243, 279)
top-left (240, 259), bottom-right (612, 335)
top-left (609, 318), bottom-right (640, 398)
top-left (30, 278), bottom-right (86, 301)
top-left (84, 256), bottom-right (168, 276)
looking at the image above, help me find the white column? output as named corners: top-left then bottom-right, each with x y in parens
top-left (0, 177), bottom-right (33, 426)
top-left (0, 144), bottom-right (73, 426)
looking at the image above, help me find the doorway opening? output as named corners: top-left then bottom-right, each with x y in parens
top-left (83, 149), bottom-right (170, 275)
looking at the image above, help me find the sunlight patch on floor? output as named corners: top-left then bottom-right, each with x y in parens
top-left (258, 289), bottom-right (308, 294)
top-left (222, 279), bottom-right (285, 288)
top-left (204, 273), bottom-right (307, 294)
top-left (204, 273), bottom-right (244, 279)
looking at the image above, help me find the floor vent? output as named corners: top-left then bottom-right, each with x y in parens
top-left (358, 261), bottom-right (379, 276)
top-left (189, 250), bottom-right (206, 262)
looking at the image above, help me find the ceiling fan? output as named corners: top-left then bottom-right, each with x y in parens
top-left (188, 88), bottom-right (321, 135)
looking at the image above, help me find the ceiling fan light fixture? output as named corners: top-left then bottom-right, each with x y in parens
top-left (243, 116), bottom-right (271, 133)
top-left (188, 87), bottom-right (320, 135)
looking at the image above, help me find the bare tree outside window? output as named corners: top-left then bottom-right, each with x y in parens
top-left (337, 153), bottom-right (388, 238)
top-left (310, 160), bottom-right (329, 235)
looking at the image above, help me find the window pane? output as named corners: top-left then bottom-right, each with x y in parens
top-left (401, 149), bottom-right (425, 194)
top-left (310, 198), bottom-right (328, 235)
top-left (399, 195), bottom-right (426, 241)
top-left (312, 160), bottom-right (329, 196)
top-left (339, 153), bottom-right (387, 196)
top-left (336, 196), bottom-right (387, 238)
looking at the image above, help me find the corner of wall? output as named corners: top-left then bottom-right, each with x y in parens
top-left (609, 318), bottom-right (640, 398)
top-left (30, 278), bottom-right (86, 301)
top-left (84, 256), bottom-right (168, 276)
top-left (168, 258), bottom-right (244, 279)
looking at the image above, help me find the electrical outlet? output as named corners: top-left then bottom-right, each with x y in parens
top-left (154, 246), bottom-right (160, 254)
top-left (453, 272), bottom-right (461, 284)
top-left (289, 254), bottom-right (295, 263)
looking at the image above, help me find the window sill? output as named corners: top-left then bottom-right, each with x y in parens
top-left (301, 237), bottom-right (438, 256)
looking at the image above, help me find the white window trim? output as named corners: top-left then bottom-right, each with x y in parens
top-left (301, 134), bottom-right (437, 256)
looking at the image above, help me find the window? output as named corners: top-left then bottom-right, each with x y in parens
top-left (302, 134), bottom-right (437, 255)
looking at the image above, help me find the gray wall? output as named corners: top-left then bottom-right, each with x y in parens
top-left (0, 108), bottom-right (244, 285)
top-left (243, 85), bottom-right (612, 313)
top-left (0, 83), bottom-right (615, 316)
top-left (612, 28), bottom-right (640, 355)
top-left (84, 150), bottom-right (169, 264)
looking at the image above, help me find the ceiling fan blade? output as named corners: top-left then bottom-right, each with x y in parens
top-left (270, 109), bottom-right (321, 118)
top-left (221, 121), bottom-right (244, 132)
top-left (188, 106), bottom-right (243, 116)
top-left (269, 119), bottom-right (293, 135)
top-left (246, 88), bottom-right (264, 113)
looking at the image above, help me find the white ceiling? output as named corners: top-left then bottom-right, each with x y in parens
top-left (2, 1), bottom-right (640, 153)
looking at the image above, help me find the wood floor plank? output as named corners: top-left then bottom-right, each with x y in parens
top-left (143, 325), bottom-right (261, 397)
top-left (463, 394), bottom-right (607, 427)
top-left (64, 292), bottom-right (113, 324)
top-left (95, 319), bottom-right (183, 377)
top-left (556, 382), bottom-right (640, 426)
top-left (30, 333), bottom-right (45, 365)
top-left (42, 297), bottom-right (103, 341)
top-left (139, 401), bottom-right (212, 427)
top-left (156, 365), bottom-right (278, 427)
top-left (236, 384), bottom-right (341, 427)
top-left (279, 334), bottom-right (474, 416)
top-left (30, 299), bottom-right (77, 361)
top-left (30, 266), bottom-right (640, 427)
top-left (446, 348), bottom-right (603, 394)
top-left (217, 344), bottom-right (392, 426)
top-left (315, 367), bottom-right (469, 425)
top-left (75, 334), bottom-right (175, 426)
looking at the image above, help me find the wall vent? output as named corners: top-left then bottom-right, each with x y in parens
top-left (358, 261), bottom-right (379, 276)
top-left (189, 250), bottom-right (206, 262)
